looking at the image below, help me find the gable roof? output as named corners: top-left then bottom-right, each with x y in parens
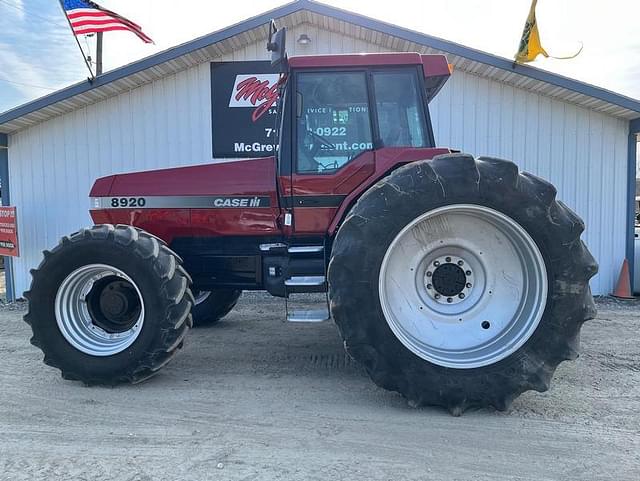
top-left (1, 0), bottom-right (639, 134)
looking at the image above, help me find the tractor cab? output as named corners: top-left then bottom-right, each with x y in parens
top-left (268, 24), bottom-right (451, 235)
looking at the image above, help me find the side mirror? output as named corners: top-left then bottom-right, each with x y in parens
top-left (266, 20), bottom-right (288, 72)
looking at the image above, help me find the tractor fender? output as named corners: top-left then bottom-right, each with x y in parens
top-left (328, 147), bottom-right (451, 236)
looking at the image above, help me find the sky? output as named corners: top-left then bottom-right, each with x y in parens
top-left (1, 0), bottom-right (640, 113)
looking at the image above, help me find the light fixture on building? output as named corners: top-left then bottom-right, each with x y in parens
top-left (297, 34), bottom-right (311, 45)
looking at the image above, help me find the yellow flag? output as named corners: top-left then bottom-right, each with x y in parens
top-left (514, 0), bottom-right (548, 63)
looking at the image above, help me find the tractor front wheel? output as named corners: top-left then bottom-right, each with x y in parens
top-left (328, 154), bottom-right (598, 415)
top-left (24, 225), bottom-right (194, 385)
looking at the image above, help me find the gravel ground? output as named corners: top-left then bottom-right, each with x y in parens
top-left (0, 293), bottom-right (639, 481)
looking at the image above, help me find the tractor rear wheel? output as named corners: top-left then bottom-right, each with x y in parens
top-left (328, 154), bottom-right (598, 415)
top-left (191, 289), bottom-right (242, 327)
top-left (24, 224), bottom-right (194, 385)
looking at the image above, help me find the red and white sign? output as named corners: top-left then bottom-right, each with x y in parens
top-left (228, 74), bottom-right (280, 122)
top-left (0, 206), bottom-right (19, 257)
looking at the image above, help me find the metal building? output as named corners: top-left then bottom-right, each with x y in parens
top-left (1, 0), bottom-right (639, 298)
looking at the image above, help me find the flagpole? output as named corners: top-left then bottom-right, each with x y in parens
top-left (96, 32), bottom-right (103, 76)
top-left (57, 0), bottom-right (95, 80)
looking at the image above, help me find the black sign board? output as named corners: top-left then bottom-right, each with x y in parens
top-left (211, 61), bottom-right (280, 158)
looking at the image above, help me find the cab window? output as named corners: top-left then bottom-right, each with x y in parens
top-left (373, 70), bottom-right (428, 148)
top-left (296, 71), bottom-right (372, 174)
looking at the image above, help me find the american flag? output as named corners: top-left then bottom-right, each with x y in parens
top-left (62, 0), bottom-right (153, 44)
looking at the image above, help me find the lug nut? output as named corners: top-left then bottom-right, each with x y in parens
top-left (465, 270), bottom-right (472, 276)
top-left (458, 293), bottom-right (465, 299)
top-left (434, 261), bottom-right (440, 267)
top-left (435, 294), bottom-right (441, 299)
top-left (447, 297), bottom-right (453, 303)
top-left (426, 284), bottom-right (433, 289)
top-left (445, 256), bottom-right (451, 263)
top-left (466, 283), bottom-right (472, 288)
top-left (426, 271), bottom-right (432, 277)
top-left (458, 260), bottom-right (464, 266)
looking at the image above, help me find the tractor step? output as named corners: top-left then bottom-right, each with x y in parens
top-left (285, 275), bottom-right (325, 286)
top-left (259, 242), bottom-right (287, 253)
top-left (261, 238), bottom-right (327, 297)
top-left (285, 291), bottom-right (331, 323)
top-left (287, 307), bottom-right (330, 323)
top-left (285, 276), bottom-right (326, 293)
top-left (288, 245), bottom-right (324, 254)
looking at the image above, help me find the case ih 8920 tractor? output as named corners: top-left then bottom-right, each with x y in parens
top-left (25, 24), bottom-right (597, 415)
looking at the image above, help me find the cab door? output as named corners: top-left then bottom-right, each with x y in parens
top-left (288, 70), bottom-right (375, 234)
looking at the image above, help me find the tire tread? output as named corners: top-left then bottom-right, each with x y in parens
top-left (24, 224), bottom-right (193, 385)
top-left (328, 154), bottom-right (598, 414)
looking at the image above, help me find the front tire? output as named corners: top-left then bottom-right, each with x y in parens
top-left (328, 154), bottom-right (598, 415)
top-left (24, 225), bottom-right (194, 385)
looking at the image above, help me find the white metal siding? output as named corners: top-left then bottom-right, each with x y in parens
top-left (8, 25), bottom-right (629, 296)
top-left (430, 69), bottom-right (629, 295)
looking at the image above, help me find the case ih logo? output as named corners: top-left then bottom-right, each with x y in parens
top-left (212, 196), bottom-right (265, 208)
top-left (229, 74), bottom-right (280, 122)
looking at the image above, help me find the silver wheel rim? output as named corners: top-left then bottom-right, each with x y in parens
top-left (194, 291), bottom-right (211, 305)
top-left (55, 264), bottom-right (145, 357)
top-left (378, 204), bottom-right (548, 369)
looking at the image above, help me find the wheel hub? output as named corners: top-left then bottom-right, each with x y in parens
top-left (425, 255), bottom-right (473, 305)
top-left (89, 278), bottom-right (142, 333)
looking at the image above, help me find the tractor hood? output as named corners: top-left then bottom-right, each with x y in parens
top-left (90, 157), bottom-right (278, 207)
top-left (89, 157), bottom-right (280, 242)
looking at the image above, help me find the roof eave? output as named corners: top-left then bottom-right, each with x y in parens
top-left (2, 0), bottom-right (640, 133)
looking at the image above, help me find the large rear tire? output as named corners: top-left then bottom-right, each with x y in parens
top-left (191, 289), bottom-right (241, 327)
top-left (328, 154), bottom-right (598, 415)
top-left (24, 225), bottom-right (194, 385)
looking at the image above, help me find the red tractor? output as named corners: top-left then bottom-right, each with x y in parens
top-left (25, 24), bottom-right (597, 414)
